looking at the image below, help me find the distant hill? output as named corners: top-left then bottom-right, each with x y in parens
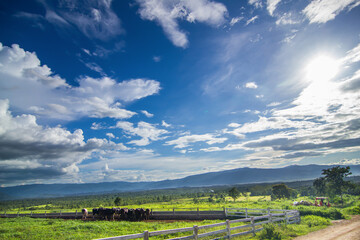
top-left (1, 164), bottom-right (359, 200)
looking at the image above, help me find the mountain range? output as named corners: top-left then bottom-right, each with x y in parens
top-left (1, 164), bottom-right (359, 200)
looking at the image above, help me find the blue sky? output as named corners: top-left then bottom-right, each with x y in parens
top-left (0, 0), bottom-right (360, 186)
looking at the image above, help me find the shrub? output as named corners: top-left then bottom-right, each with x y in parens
top-left (258, 224), bottom-right (282, 240)
top-left (299, 208), bottom-right (344, 219)
top-left (342, 206), bottom-right (360, 215)
top-left (302, 215), bottom-right (331, 228)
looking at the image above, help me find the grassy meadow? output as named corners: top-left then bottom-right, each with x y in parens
top-left (1, 194), bottom-right (359, 240)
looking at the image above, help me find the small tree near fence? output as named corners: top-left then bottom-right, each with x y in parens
top-left (229, 187), bottom-right (240, 202)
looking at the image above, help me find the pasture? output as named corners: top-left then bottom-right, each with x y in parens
top-left (1, 194), bottom-right (359, 240)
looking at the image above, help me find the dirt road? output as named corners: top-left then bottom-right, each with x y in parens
top-left (294, 215), bottom-right (360, 240)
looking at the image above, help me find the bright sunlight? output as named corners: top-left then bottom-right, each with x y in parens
top-left (306, 55), bottom-right (340, 83)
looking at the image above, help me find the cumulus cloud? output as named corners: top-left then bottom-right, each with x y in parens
top-left (0, 99), bottom-right (127, 185)
top-left (141, 110), bottom-right (154, 118)
top-left (0, 43), bottom-right (160, 121)
top-left (162, 120), bottom-right (172, 128)
top-left (165, 133), bottom-right (227, 148)
top-left (302, 0), bottom-right (359, 24)
top-left (245, 82), bottom-right (258, 89)
top-left (115, 121), bottom-right (168, 146)
top-left (201, 42), bottom-right (360, 165)
top-left (136, 0), bottom-right (228, 48)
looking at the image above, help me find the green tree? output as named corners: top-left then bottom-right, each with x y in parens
top-left (229, 187), bottom-right (240, 202)
top-left (114, 197), bottom-right (123, 206)
top-left (321, 166), bottom-right (353, 204)
top-left (271, 184), bottom-right (292, 200)
top-left (313, 177), bottom-right (326, 195)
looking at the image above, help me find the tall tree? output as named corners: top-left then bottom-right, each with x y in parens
top-left (229, 187), bottom-right (240, 202)
top-left (114, 197), bottom-right (123, 206)
top-left (321, 166), bottom-right (352, 204)
top-left (272, 184), bottom-right (292, 199)
top-left (313, 177), bottom-right (326, 195)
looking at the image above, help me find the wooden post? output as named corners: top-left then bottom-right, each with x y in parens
top-left (285, 212), bottom-right (288, 226)
top-left (224, 208), bottom-right (227, 218)
top-left (267, 208), bottom-right (271, 215)
top-left (173, 208), bottom-right (175, 215)
top-left (245, 208), bottom-right (248, 218)
top-left (17, 212), bottom-right (19, 217)
top-left (143, 231), bottom-right (149, 240)
top-left (75, 210), bottom-right (77, 217)
top-left (269, 213), bottom-right (272, 223)
top-left (60, 210), bottom-right (62, 216)
top-left (30, 211), bottom-right (33, 217)
top-left (197, 207), bottom-right (199, 217)
top-left (193, 225), bottom-right (199, 240)
top-left (226, 219), bottom-right (231, 239)
top-left (251, 217), bottom-right (255, 237)
top-left (45, 211), bottom-right (47, 216)
top-left (4, 211), bottom-right (6, 217)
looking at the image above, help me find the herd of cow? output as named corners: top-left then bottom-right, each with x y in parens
top-left (82, 208), bottom-right (151, 221)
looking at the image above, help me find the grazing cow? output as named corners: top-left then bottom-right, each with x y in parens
top-left (145, 209), bottom-right (150, 220)
top-left (128, 209), bottom-right (135, 221)
top-left (120, 208), bottom-right (128, 220)
top-left (82, 208), bottom-right (88, 220)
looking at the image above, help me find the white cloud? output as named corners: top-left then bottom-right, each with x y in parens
top-left (162, 120), bottom-right (172, 128)
top-left (0, 99), bottom-right (128, 185)
top-left (115, 121), bottom-right (168, 146)
top-left (141, 110), bottom-right (154, 118)
top-left (0, 43), bottom-right (160, 121)
top-left (267, 0), bottom-right (282, 16)
top-left (248, 0), bottom-right (263, 8)
top-left (165, 133), bottom-right (227, 148)
top-left (245, 82), bottom-right (258, 89)
top-left (267, 102), bottom-right (281, 107)
top-left (153, 56), bottom-right (161, 62)
top-left (136, 0), bottom-right (228, 48)
top-left (245, 15), bottom-right (259, 26)
top-left (106, 133), bottom-right (115, 139)
top-left (42, 0), bottom-right (124, 41)
top-left (228, 122), bottom-right (241, 128)
top-left (229, 16), bottom-right (243, 26)
top-left (276, 12), bottom-right (300, 25)
top-left (302, 0), bottom-right (359, 24)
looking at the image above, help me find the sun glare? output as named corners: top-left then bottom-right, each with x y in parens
top-left (305, 56), bottom-right (339, 83)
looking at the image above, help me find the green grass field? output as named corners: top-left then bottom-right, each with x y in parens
top-left (1, 194), bottom-right (359, 240)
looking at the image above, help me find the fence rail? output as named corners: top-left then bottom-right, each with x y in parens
top-left (96, 208), bottom-right (300, 240)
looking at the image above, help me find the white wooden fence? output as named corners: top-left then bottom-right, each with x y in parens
top-left (97, 208), bottom-right (300, 240)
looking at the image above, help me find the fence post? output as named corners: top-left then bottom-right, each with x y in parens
top-left (143, 231), bottom-right (149, 240)
top-left (251, 217), bottom-right (255, 237)
top-left (60, 210), bottom-right (62, 216)
top-left (45, 211), bottom-right (47, 217)
top-left (197, 207), bottom-right (199, 217)
top-left (4, 211), bottom-right (6, 217)
top-left (17, 211), bottom-right (19, 217)
top-left (226, 219), bottom-right (231, 239)
top-left (173, 208), bottom-right (175, 215)
top-left (269, 213), bottom-right (272, 223)
top-left (30, 211), bottom-right (33, 217)
top-left (224, 208), bottom-right (227, 218)
top-left (193, 225), bottom-right (199, 240)
top-left (245, 208), bottom-right (248, 218)
top-left (285, 211), bottom-right (288, 226)
top-left (75, 210), bottom-right (77, 217)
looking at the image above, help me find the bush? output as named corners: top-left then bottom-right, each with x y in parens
top-left (299, 208), bottom-right (344, 219)
top-left (258, 224), bottom-right (282, 240)
top-left (302, 215), bottom-right (331, 228)
top-left (342, 206), bottom-right (360, 215)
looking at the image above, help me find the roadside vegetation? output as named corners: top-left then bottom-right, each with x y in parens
top-left (0, 166), bottom-right (359, 240)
